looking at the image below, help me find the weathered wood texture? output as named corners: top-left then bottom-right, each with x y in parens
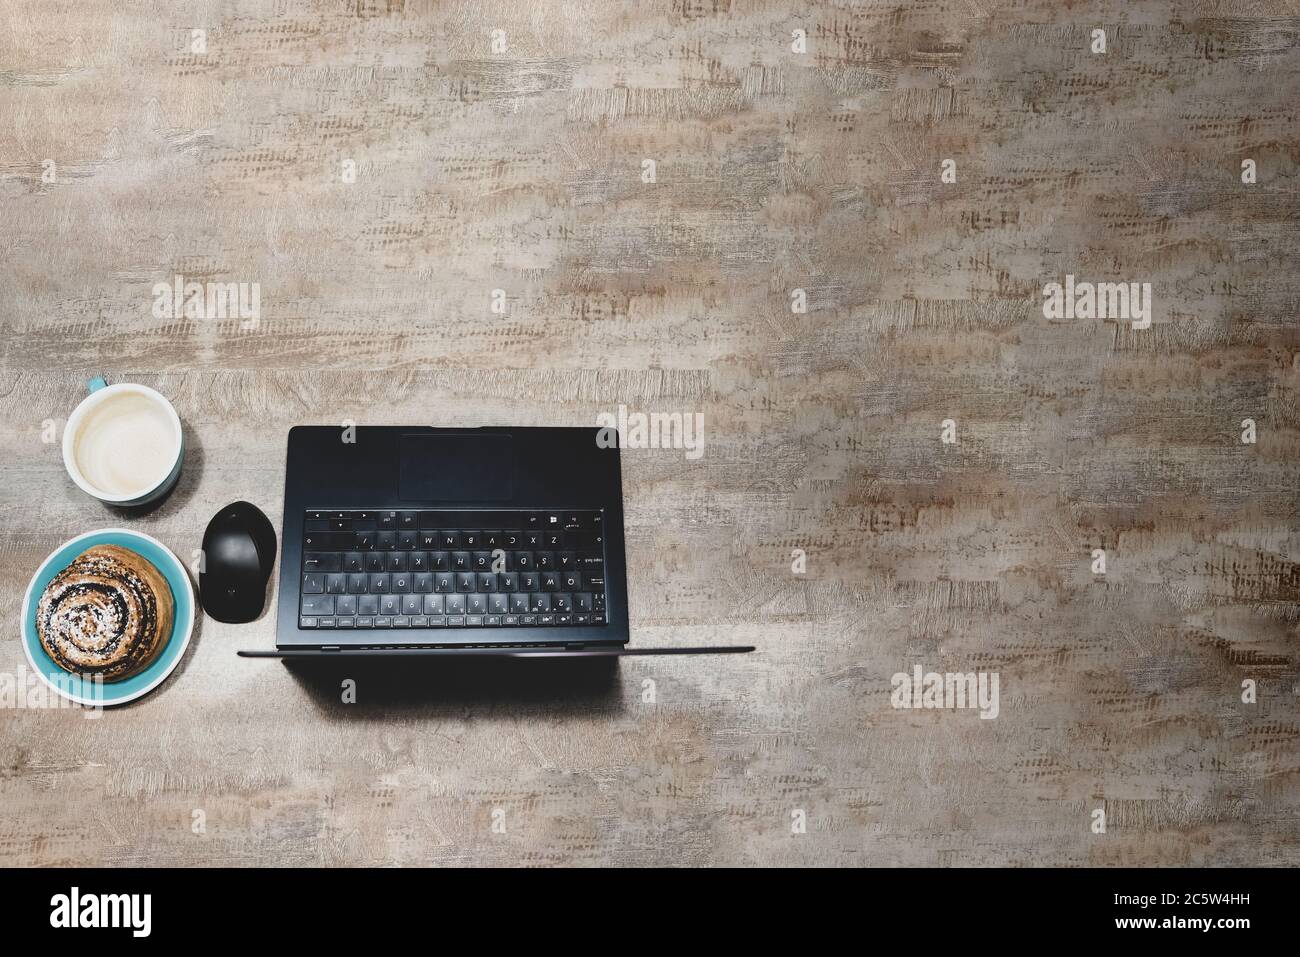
top-left (1, 1), bottom-right (1298, 866)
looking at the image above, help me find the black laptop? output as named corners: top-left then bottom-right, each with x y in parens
top-left (239, 426), bottom-right (753, 659)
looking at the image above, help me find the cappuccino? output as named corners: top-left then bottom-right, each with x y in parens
top-left (73, 392), bottom-right (178, 498)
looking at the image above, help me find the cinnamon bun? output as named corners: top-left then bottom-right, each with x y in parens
top-left (35, 545), bottom-right (174, 682)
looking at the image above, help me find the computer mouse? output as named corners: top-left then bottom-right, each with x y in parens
top-left (200, 501), bottom-right (277, 623)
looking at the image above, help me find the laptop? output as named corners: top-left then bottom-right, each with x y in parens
top-left (238, 426), bottom-right (754, 659)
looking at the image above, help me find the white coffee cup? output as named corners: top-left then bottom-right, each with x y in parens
top-left (63, 378), bottom-right (185, 506)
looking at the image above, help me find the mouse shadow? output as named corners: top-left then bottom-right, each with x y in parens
top-left (283, 657), bottom-right (627, 719)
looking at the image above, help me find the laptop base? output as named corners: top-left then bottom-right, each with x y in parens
top-left (239, 646), bottom-right (754, 659)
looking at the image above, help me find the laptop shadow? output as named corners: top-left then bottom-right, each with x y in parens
top-left (282, 657), bottom-right (626, 719)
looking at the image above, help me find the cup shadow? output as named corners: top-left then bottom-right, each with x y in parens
top-left (281, 657), bottom-right (627, 719)
top-left (101, 416), bottom-right (203, 520)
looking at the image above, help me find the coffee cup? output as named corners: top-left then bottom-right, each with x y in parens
top-left (62, 378), bottom-right (184, 507)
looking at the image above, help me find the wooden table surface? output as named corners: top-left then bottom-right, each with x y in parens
top-left (2, 1), bottom-right (1297, 866)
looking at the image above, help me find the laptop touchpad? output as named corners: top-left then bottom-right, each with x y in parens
top-left (399, 434), bottom-right (514, 501)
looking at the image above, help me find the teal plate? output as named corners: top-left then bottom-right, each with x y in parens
top-left (21, 529), bottom-right (195, 707)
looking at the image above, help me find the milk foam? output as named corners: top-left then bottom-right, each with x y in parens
top-left (74, 393), bottom-right (178, 497)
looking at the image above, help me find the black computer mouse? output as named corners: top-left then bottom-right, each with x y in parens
top-left (200, 501), bottom-right (277, 623)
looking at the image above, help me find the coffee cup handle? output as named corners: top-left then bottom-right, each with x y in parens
top-left (88, 376), bottom-right (107, 393)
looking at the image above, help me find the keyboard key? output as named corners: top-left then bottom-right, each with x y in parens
top-left (412, 616), bottom-right (429, 628)
top-left (530, 593), bottom-right (551, 613)
top-left (386, 552), bottom-right (407, 572)
top-left (434, 572), bottom-right (455, 593)
top-left (423, 594), bottom-right (445, 615)
top-left (477, 572), bottom-right (496, 592)
top-left (326, 574), bottom-right (347, 594)
top-left (300, 617), bottom-right (317, 628)
top-left (336, 596), bottom-right (358, 616)
top-left (358, 595), bottom-right (379, 616)
top-left (303, 553), bottom-right (341, 573)
top-left (462, 531), bottom-right (483, 548)
top-left (365, 553), bottom-right (385, 572)
top-left (401, 595), bottom-right (422, 616)
top-left (413, 573), bottom-right (433, 593)
top-left (369, 573), bottom-right (391, 593)
top-left (391, 574), bottom-right (411, 593)
top-left (456, 572), bottom-right (476, 592)
top-left (409, 552), bottom-right (428, 571)
top-left (561, 572), bottom-right (580, 590)
top-left (344, 552), bottom-right (364, 572)
top-left (510, 593), bottom-right (530, 613)
top-left (397, 531), bottom-right (417, 550)
top-left (318, 617), bottom-right (336, 628)
top-left (575, 593), bottom-right (593, 612)
top-left (393, 616), bottom-right (410, 628)
top-left (379, 595), bottom-right (401, 616)
top-left (302, 573), bottom-right (325, 594)
top-left (489, 594), bottom-right (508, 614)
top-left (440, 532), bottom-right (461, 548)
top-left (375, 616), bottom-right (392, 628)
top-left (376, 531), bottom-right (396, 550)
top-left (466, 595), bottom-right (488, 615)
top-left (553, 593), bottom-right (572, 612)
top-left (499, 573), bottom-right (518, 592)
top-left (399, 511), bottom-right (417, 529)
top-left (514, 551), bottom-right (533, 570)
top-left (301, 595), bottom-right (334, 615)
top-left (429, 551), bottom-right (449, 570)
top-left (357, 617), bottom-right (373, 628)
top-left (446, 616), bottom-right (465, 626)
top-left (485, 615), bottom-right (502, 626)
top-left (445, 594), bottom-right (467, 615)
top-left (541, 573), bottom-right (559, 592)
top-left (378, 511), bottom-right (398, 529)
top-left (466, 615), bottom-right (483, 627)
top-left (504, 615), bottom-right (520, 625)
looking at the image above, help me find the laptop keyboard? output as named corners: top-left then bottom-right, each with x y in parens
top-left (297, 510), bottom-right (607, 630)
